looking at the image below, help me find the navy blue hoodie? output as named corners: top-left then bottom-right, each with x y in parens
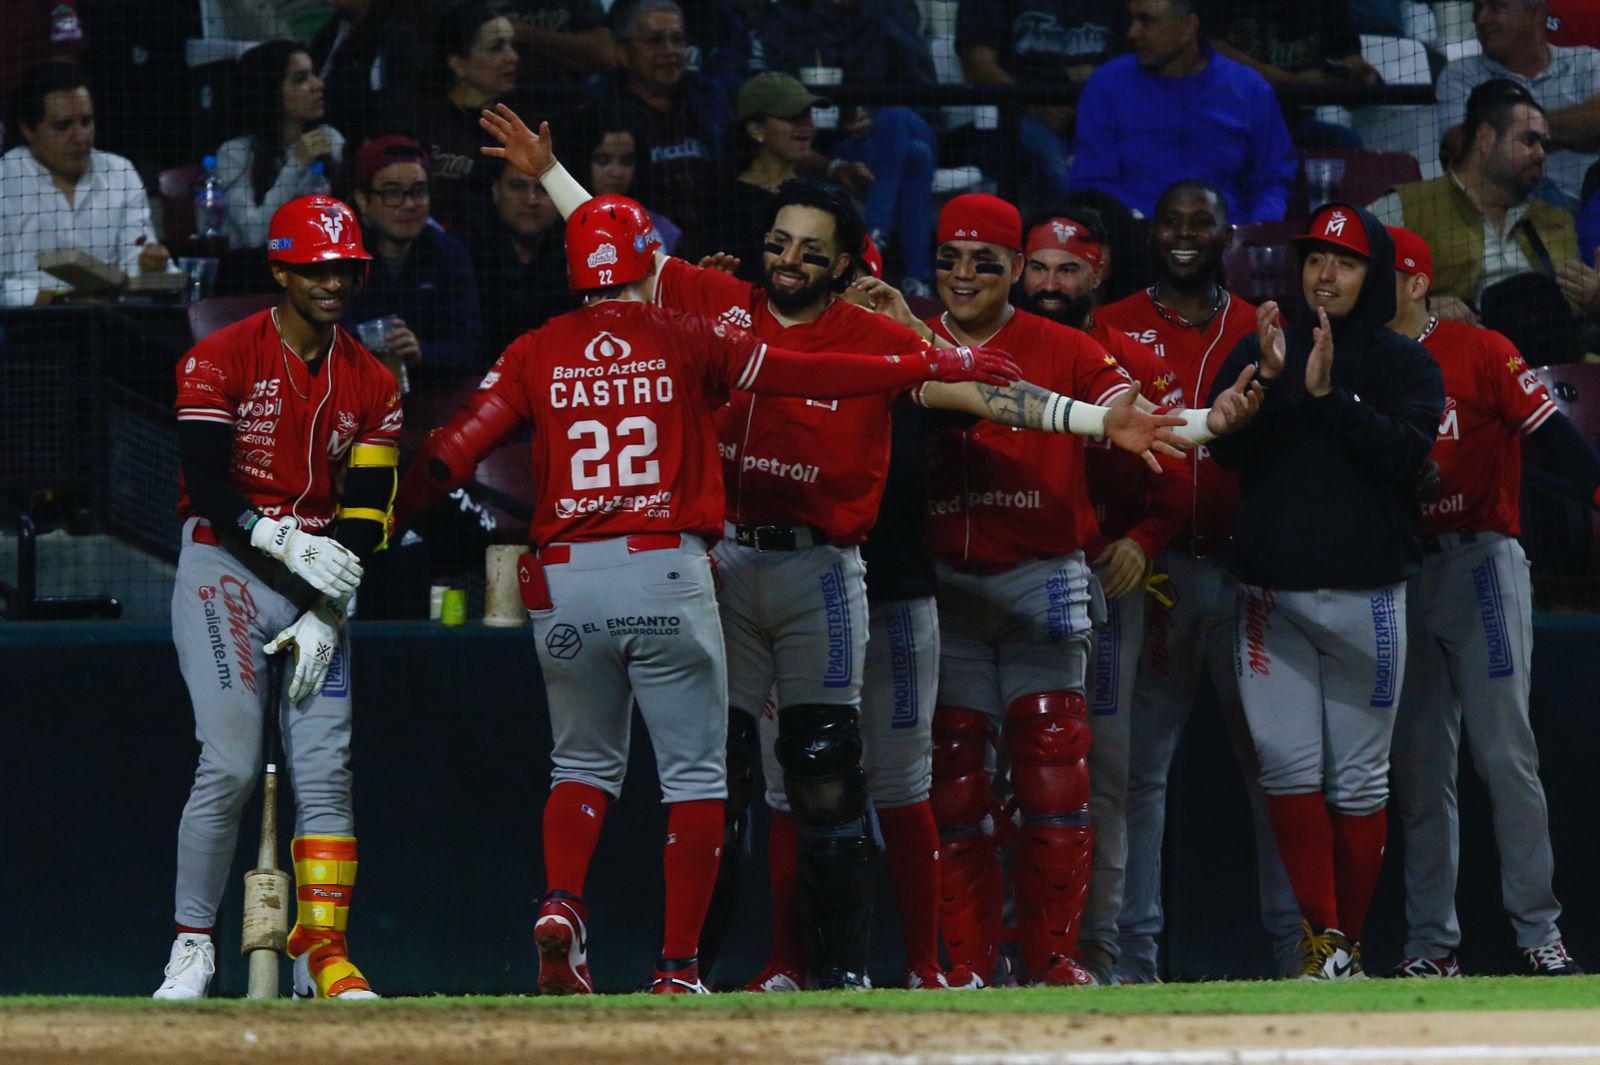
top-left (1205, 203), bottom-right (1444, 591)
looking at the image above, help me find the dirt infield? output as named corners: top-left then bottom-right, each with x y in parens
top-left (6, 1005), bottom-right (1600, 1065)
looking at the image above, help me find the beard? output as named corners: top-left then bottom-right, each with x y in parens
top-left (1023, 288), bottom-right (1094, 329)
top-left (764, 263), bottom-right (834, 315)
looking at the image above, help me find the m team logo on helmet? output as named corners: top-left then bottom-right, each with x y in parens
top-left (587, 243), bottom-right (619, 269)
top-left (584, 331), bottom-right (632, 362)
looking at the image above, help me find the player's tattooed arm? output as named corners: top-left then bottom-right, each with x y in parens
top-left (924, 379), bottom-right (1061, 429)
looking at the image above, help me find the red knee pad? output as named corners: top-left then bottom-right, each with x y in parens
top-left (1004, 691), bottom-right (1091, 817)
top-left (931, 707), bottom-right (995, 831)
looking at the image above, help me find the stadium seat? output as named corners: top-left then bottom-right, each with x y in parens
top-left (1221, 221), bottom-right (1299, 309)
top-left (1296, 149), bottom-right (1423, 221)
top-left (186, 294), bottom-right (278, 343)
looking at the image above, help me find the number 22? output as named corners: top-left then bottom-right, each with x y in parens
top-left (569, 416), bottom-right (660, 489)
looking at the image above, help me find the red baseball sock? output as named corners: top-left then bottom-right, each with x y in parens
top-left (767, 811), bottom-right (805, 970)
top-left (877, 801), bottom-right (941, 971)
top-left (541, 782), bottom-right (611, 898)
top-left (661, 799), bottom-right (725, 959)
top-left (175, 924), bottom-right (213, 937)
top-left (1329, 806), bottom-right (1387, 940)
top-left (1265, 791), bottom-right (1339, 930)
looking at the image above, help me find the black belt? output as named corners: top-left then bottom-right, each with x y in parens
top-left (1421, 530), bottom-right (1481, 554)
top-left (190, 520), bottom-right (314, 599)
top-left (731, 524), bottom-right (829, 551)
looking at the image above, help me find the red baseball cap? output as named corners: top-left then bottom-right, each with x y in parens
top-left (1293, 204), bottom-right (1371, 259)
top-left (353, 135), bottom-right (431, 188)
top-left (938, 193), bottom-right (1022, 251)
top-left (1387, 225), bottom-right (1434, 282)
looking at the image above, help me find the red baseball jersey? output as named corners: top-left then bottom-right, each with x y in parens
top-left (1083, 315), bottom-right (1190, 557)
top-left (1547, 0), bottom-right (1600, 46)
top-left (175, 310), bottom-right (402, 532)
top-left (923, 308), bottom-right (1132, 568)
top-left (655, 256), bottom-right (927, 543)
top-left (1098, 288), bottom-right (1256, 543)
top-left (477, 300), bottom-right (767, 546)
top-left (1419, 318), bottom-right (1557, 538)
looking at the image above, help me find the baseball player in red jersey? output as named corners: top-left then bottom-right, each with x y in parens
top-left (155, 196), bottom-right (400, 1001)
top-left (1017, 206), bottom-right (1191, 985)
top-left (478, 106), bottom-right (1205, 990)
top-left (1386, 227), bottom-right (1598, 977)
top-left (898, 192), bottom-right (1260, 988)
top-left (391, 195), bottom-right (1023, 995)
top-left (1097, 179), bottom-right (1304, 982)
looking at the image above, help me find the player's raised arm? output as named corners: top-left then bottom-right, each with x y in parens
top-left (481, 105), bottom-right (595, 220)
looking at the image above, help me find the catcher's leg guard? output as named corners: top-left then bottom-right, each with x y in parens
top-left (286, 835), bottom-right (373, 998)
top-left (1005, 692), bottom-right (1094, 981)
top-left (931, 706), bottom-right (1001, 981)
top-left (778, 703), bottom-right (872, 987)
top-left (697, 708), bottom-right (759, 982)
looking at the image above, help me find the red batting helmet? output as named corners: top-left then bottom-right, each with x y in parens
top-left (267, 195), bottom-right (373, 265)
top-left (566, 194), bottom-right (657, 292)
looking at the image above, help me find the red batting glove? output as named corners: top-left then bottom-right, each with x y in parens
top-left (925, 345), bottom-right (1022, 386)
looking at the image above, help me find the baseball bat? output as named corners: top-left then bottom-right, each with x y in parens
top-left (242, 654), bottom-right (291, 1000)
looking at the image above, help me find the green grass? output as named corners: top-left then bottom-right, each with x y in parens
top-left (4, 976), bottom-right (1599, 1015)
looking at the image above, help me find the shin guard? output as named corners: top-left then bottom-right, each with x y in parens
top-left (286, 835), bottom-right (371, 997)
top-left (697, 709), bottom-right (759, 981)
top-left (931, 707), bottom-right (1000, 979)
top-left (1005, 692), bottom-right (1093, 978)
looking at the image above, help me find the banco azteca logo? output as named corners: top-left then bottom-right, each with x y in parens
top-left (584, 331), bottom-right (632, 362)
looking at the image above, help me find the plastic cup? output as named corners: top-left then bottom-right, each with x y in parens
top-left (441, 588), bottom-right (467, 626)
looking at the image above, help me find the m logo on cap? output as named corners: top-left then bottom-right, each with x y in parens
top-left (1324, 210), bottom-right (1348, 238)
top-left (314, 208), bottom-right (345, 244)
top-left (587, 243), bottom-right (619, 268)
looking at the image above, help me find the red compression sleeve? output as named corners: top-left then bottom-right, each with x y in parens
top-left (392, 389), bottom-right (524, 533)
top-left (746, 345), bottom-right (934, 399)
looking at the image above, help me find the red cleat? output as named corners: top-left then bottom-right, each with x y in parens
top-left (535, 895), bottom-right (593, 996)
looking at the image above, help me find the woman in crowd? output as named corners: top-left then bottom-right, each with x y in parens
top-left (568, 103), bottom-right (681, 254)
top-left (412, 1), bottom-right (526, 230)
top-left (217, 40), bottom-right (343, 250)
top-left (695, 72), bottom-right (825, 281)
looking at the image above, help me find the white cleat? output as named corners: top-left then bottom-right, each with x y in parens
top-left (293, 952), bottom-right (380, 1000)
top-left (153, 934), bottom-right (216, 1000)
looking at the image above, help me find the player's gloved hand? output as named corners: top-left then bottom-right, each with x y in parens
top-left (923, 345), bottom-right (1022, 386)
top-left (264, 597), bottom-right (346, 703)
top-left (250, 516), bottom-right (363, 598)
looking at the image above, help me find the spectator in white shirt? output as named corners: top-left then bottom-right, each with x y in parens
top-left (1435, 0), bottom-right (1600, 209)
top-left (217, 39), bottom-right (345, 250)
top-left (0, 60), bottom-right (169, 306)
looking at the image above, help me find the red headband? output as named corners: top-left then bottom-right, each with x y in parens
top-left (1025, 217), bottom-right (1104, 267)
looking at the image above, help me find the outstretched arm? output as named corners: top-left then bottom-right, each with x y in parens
top-left (744, 343), bottom-right (1022, 399)
top-left (480, 105), bottom-right (595, 220)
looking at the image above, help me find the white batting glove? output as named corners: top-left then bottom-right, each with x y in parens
top-left (264, 597), bottom-right (345, 703)
top-left (250, 516), bottom-right (363, 598)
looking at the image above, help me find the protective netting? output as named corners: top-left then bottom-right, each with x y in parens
top-left (2, 0), bottom-right (1598, 620)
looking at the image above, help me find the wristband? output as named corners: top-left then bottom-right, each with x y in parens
top-left (1064, 397), bottom-right (1109, 437)
top-left (1172, 408), bottom-right (1216, 445)
top-left (540, 161), bottom-right (593, 219)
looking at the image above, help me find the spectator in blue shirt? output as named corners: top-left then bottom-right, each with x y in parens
top-left (347, 135), bottom-right (482, 381)
top-left (1071, 0), bottom-right (1297, 223)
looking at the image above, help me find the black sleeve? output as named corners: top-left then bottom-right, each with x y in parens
top-left (1527, 413), bottom-right (1600, 502)
top-left (1308, 337), bottom-right (1444, 486)
top-left (178, 420), bottom-right (261, 537)
top-left (179, 420), bottom-right (322, 612)
top-left (331, 465), bottom-right (398, 563)
top-left (1203, 333), bottom-right (1291, 467)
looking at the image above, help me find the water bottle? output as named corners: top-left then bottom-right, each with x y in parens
top-left (195, 155), bottom-right (228, 247)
